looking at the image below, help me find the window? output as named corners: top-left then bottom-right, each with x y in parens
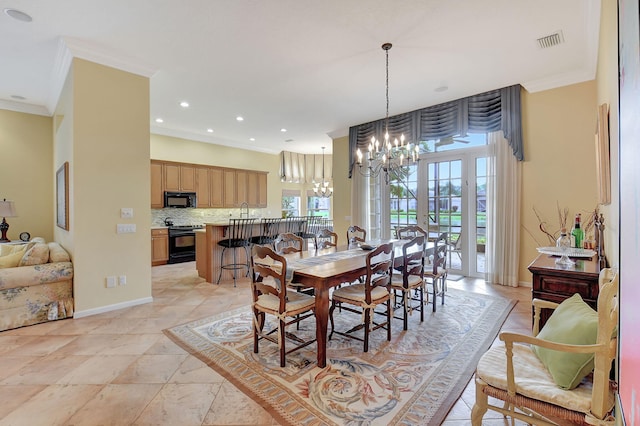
top-left (307, 193), bottom-right (331, 218)
top-left (389, 164), bottom-right (418, 236)
top-left (281, 190), bottom-right (300, 218)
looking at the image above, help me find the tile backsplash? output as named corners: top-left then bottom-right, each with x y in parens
top-left (151, 208), bottom-right (271, 227)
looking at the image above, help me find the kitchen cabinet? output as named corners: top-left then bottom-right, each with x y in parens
top-left (210, 168), bottom-right (224, 207)
top-left (150, 161), bottom-right (164, 208)
top-left (195, 166), bottom-right (211, 207)
top-left (528, 254), bottom-right (600, 328)
top-left (223, 169), bottom-right (236, 207)
top-left (151, 228), bottom-right (169, 266)
top-left (164, 163), bottom-right (196, 192)
top-left (150, 160), bottom-right (267, 209)
top-left (257, 172), bottom-right (267, 207)
top-left (236, 170), bottom-right (248, 207)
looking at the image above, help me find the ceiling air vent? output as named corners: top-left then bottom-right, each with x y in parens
top-left (537, 31), bottom-right (564, 49)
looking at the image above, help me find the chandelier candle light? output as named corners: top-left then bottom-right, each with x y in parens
top-left (313, 146), bottom-right (333, 198)
top-left (356, 43), bottom-right (419, 184)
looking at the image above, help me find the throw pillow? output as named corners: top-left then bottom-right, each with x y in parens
top-left (18, 242), bottom-right (50, 266)
top-left (532, 293), bottom-right (598, 390)
top-left (0, 243), bottom-right (31, 268)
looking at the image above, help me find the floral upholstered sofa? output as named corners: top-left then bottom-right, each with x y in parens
top-left (0, 239), bottom-right (74, 331)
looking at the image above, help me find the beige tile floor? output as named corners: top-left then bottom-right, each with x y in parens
top-left (0, 262), bottom-right (533, 425)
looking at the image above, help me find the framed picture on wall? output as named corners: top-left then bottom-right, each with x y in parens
top-left (56, 162), bottom-right (69, 230)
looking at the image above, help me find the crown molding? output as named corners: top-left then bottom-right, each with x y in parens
top-left (327, 128), bottom-right (349, 140)
top-left (0, 99), bottom-right (50, 116)
top-left (46, 36), bottom-right (159, 115)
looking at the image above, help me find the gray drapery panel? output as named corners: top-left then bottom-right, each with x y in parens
top-left (348, 84), bottom-right (523, 177)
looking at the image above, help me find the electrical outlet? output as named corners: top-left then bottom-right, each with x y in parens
top-left (120, 208), bottom-right (134, 218)
top-left (117, 224), bottom-right (136, 233)
top-left (106, 276), bottom-right (116, 288)
top-left (118, 275), bottom-right (126, 286)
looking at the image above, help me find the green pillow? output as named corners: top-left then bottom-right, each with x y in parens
top-left (532, 293), bottom-right (598, 390)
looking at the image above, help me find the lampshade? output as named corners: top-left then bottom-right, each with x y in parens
top-left (0, 199), bottom-right (17, 218)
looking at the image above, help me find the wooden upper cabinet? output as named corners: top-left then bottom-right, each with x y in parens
top-left (151, 160), bottom-right (267, 209)
top-left (236, 170), bottom-right (248, 207)
top-left (246, 172), bottom-right (259, 207)
top-left (257, 172), bottom-right (267, 207)
top-left (210, 168), bottom-right (224, 207)
top-left (164, 163), bottom-right (196, 192)
top-left (195, 167), bottom-right (211, 207)
top-left (150, 161), bottom-right (164, 208)
top-left (223, 169), bottom-right (236, 207)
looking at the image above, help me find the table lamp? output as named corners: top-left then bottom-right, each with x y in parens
top-left (0, 199), bottom-right (17, 242)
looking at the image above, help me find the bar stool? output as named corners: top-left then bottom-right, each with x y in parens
top-left (250, 217), bottom-right (282, 247)
top-left (217, 218), bottom-right (256, 287)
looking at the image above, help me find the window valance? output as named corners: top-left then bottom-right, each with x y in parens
top-left (280, 151), bottom-right (333, 183)
top-left (348, 84), bottom-right (523, 177)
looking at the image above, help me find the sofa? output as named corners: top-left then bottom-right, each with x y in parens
top-left (0, 239), bottom-right (74, 332)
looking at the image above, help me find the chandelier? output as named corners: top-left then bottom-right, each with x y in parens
top-left (313, 146), bottom-right (333, 198)
top-left (355, 43), bottom-right (419, 184)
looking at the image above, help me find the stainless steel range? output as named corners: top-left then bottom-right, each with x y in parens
top-left (167, 225), bottom-right (203, 264)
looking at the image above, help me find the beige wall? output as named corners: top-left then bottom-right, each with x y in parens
top-left (595, 0), bottom-right (619, 269)
top-left (60, 58), bottom-right (152, 314)
top-left (0, 110), bottom-right (53, 242)
top-left (519, 81), bottom-right (599, 282)
top-left (331, 135), bottom-right (351, 240)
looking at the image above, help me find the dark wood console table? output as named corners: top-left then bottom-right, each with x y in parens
top-left (528, 254), bottom-right (601, 328)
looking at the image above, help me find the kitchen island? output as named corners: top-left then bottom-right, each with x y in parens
top-left (196, 218), bottom-right (308, 283)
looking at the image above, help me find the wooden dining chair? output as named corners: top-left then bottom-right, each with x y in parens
top-left (395, 225), bottom-right (427, 240)
top-left (314, 228), bottom-right (338, 250)
top-left (472, 268), bottom-right (619, 425)
top-left (346, 225), bottom-right (367, 246)
top-left (329, 242), bottom-right (394, 352)
top-left (250, 245), bottom-right (316, 367)
top-left (274, 232), bottom-right (304, 254)
top-left (390, 235), bottom-right (426, 330)
top-left (424, 232), bottom-right (447, 312)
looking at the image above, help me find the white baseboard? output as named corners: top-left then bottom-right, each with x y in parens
top-left (73, 297), bottom-right (153, 318)
top-left (519, 280), bottom-right (533, 288)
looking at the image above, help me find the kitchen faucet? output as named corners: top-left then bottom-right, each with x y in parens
top-left (239, 202), bottom-right (249, 218)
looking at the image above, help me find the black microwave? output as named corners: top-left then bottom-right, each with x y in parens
top-left (164, 191), bottom-right (197, 208)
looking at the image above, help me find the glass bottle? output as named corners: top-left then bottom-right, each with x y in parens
top-left (571, 214), bottom-right (584, 248)
top-left (556, 227), bottom-right (574, 266)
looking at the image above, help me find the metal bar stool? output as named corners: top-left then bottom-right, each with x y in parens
top-left (217, 218), bottom-right (256, 287)
top-left (250, 217), bottom-right (282, 247)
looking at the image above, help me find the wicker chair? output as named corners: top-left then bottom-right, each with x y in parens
top-left (250, 245), bottom-right (316, 367)
top-left (471, 268), bottom-right (619, 426)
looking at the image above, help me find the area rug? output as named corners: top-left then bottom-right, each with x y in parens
top-left (164, 288), bottom-right (516, 426)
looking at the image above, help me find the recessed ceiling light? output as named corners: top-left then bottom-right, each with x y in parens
top-left (249, 138), bottom-right (255, 141)
top-left (434, 85), bottom-right (448, 92)
top-left (10, 95), bottom-right (26, 100)
top-left (207, 128), bottom-right (214, 133)
top-left (179, 101), bottom-right (189, 108)
top-left (3, 8), bottom-right (32, 22)
top-left (280, 128), bottom-right (287, 133)
top-left (236, 116), bottom-right (244, 122)
top-left (155, 118), bottom-right (164, 123)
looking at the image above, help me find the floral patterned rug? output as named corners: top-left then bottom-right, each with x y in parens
top-left (164, 288), bottom-right (516, 426)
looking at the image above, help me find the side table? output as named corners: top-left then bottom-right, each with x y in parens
top-left (528, 254), bottom-right (601, 328)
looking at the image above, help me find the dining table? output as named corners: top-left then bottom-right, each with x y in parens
top-left (282, 239), bottom-right (432, 368)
